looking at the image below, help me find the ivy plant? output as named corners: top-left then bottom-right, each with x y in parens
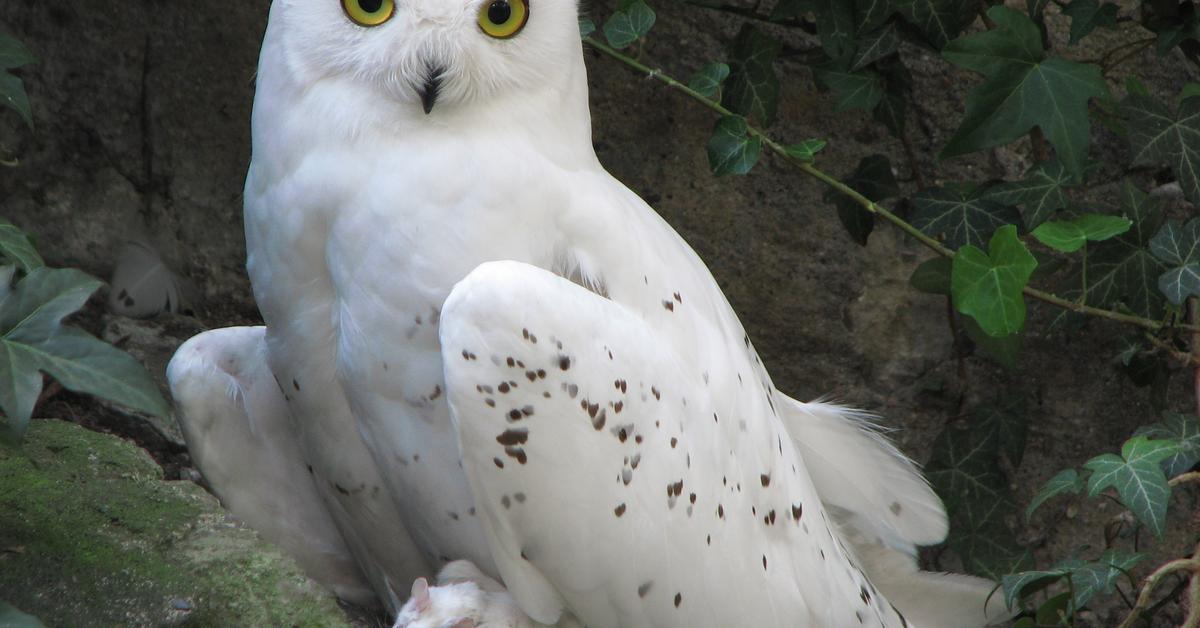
top-left (582, 0), bottom-right (1200, 623)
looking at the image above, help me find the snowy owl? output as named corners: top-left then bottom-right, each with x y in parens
top-left (167, 0), bottom-right (1012, 625)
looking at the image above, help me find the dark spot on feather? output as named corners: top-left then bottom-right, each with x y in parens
top-left (496, 429), bottom-right (528, 446)
top-left (674, 593), bottom-right (681, 608)
top-left (494, 457), bottom-right (504, 468)
top-left (614, 503), bottom-right (626, 517)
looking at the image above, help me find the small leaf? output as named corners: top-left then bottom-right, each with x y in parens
top-left (783, 139), bottom-right (826, 162)
top-left (1063, 0), bottom-right (1119, 44)
top-left (0, 34), bottom-right (35, 71)
top-left (1026, 468), bottom-right (1084, 519)
top-left (603, 0), bottom-right (656, 49)
top-left (1149, 219), bottom-right (1200, 305)
top-left (722, 25), bottom-right (782, 126)
top-left (578, 17), bottom-right (596, 38)
top-left (940, 6), bottom-right (1108, 175)
top-left (1083, 436), bottom-right (1177, 538)
top-left (706, 116), bottom-right (761, 176)
top-left (0, 267), bottom-right (171, 442)
top-left (0, 72), bottom-right (32, 129)
top-left (1135, 413), bottom-right (1200, 477)
top-left (910, 257), bottom-right (952, 295)
top-left (1031, 214), bottom-right (1132, 253)
top-left (0, 601), bottom-right (44, 628)
top-left (873, 58), bottom-right (911, 137)
top-left (688, 63), bottom-right (730, 100)
top-left (813, 0), bottom-right (856, 60)
top-left (851, 23), bottom-right (901, 71)
top-left (0, 220), bottom-right (43, 273)
top-left (1181, 83), bottom-right (1200, 105)
top-left (823, 155), bottom-right (897, 245)
top-left (912, 186), bottom-right (1021, 250)
top-left (981, 159), bottom-right (1072, 229)
top-left (952, 225), bottom-right (1038, 337)
top-left (768, 0), bottom-right (814, 22)
top-left (1123, 90), bottom-right (1200, 206)
top-left (895, 0), bottom-right (977, 49)
top-left (1072, 182), bottom-right (1167, 319)
top-left (964, 317), bottom-right (1021, 369)
top-left (812, 64), bottom-right (885, 113)
top-left (1002, 568), bottom-right (1069, 608)
top-left (1066, 550), bottom-right (1145, 608)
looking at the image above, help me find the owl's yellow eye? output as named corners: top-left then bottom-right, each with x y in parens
top-left (478, 0), bottom-right (528, 39)
top-left (343, 0), bottom-right (395, 26)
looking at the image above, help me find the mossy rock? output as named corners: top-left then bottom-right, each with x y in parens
top-left (0, 419), bottom-right (350, 626)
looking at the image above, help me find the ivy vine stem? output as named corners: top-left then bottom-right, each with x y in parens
top-left (1117, 541), bottom-right (1200, 628)
top-left (583, 36), bottom-right (1200, 334)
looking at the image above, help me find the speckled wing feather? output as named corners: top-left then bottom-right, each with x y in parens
top-left (439, 261), bottom-right (912, 628)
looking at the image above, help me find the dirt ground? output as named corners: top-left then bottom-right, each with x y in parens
top-left (2, 0), bottom-right (1199, 624)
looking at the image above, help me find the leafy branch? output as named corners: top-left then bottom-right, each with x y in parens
top-left (582, 35), bottom-right (1196, 335)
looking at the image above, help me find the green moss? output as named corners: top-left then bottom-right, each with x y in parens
top-left (0, 420), bottom-right (349, 626)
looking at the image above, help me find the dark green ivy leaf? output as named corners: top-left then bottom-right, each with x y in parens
top-left (1072, 182), bottom-right (1167, 319)
top-left (688, 63), bottom-right (731, 100)
top-left (0, 33), bottom-right (34, 129)
top-left (894, 0), bottom-right (977, 49)
top-left (0, 220), bottom-right (43, 273)
top-left (722, 26), bottom-right (782, 126)
top-left (1123, 90), bottom-right (1200, 206)
top-left (603, 0), bottom-right (656, 49)
top-left (814, 0), bottom-right (857, 61)
top-left (1148, 218), bottom-right (1200, 305)
top-left (1002, 550), bottom-right (1144, 610)
top-left (823, 155), bottom-right (897, 245)
top-left (872, 57), bottom-right (911, 138)
top-left (783, 139), bottom-right (827, 162)
top-left (1063, 0), bottom-right (1120, 44)
top-left (927, 416), bottom-right (1031, 579)
top-left (982, 159), bottom-right (1072, 230)
top-left (941, 6), bottom-right (1108, 175)
top-left (912, 185), bottom-right (1021, 250)
top-left (769, 0), bottom-right (815, 23)
top-left (1134, 413), bottom-right (1200, 478)
top-left (1025, 468), bottom-right (1085, 520)
top-left (910, 257), bottom-right (952, 295)
top-left (812, 52), bottom-right (885, 113)
top-left (852, 23), bottom-right (901, 71)
top-left (578, 17), bottom-right (596, 38)
top-left (707, 115), bottom-right (761, 176)
top-left (1083, 435), bottom-right (1178, 538)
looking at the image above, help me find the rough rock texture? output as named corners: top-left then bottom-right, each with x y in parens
top-left (0, 419), bottom-right (349, 626)
top-left (2, 0), bottom-right (1200, 624)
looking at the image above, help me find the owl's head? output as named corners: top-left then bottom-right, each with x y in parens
top-left (269, 0), bottom-right (583, 115)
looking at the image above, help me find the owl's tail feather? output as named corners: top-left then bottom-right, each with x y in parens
top-left (778, 396), bottom-right (1014, 626)
top-left (776, 397), bottom-right (947, 551)
top-left (843, 531), bottom-right (1014, 627)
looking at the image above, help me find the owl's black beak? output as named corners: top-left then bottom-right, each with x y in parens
top-left (417, 66), bottom-right (443, 115)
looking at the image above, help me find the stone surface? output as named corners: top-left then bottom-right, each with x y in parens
top-left (0, 419), bottom-right (349, 626)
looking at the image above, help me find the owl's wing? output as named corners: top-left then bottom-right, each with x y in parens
top-left (167, 327), bottom-right (376, 604)
top-left (439, 261), bottom-right (896, 627)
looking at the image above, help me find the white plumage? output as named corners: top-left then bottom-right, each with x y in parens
top-left (168, 0), bottom-right (1010, 625)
